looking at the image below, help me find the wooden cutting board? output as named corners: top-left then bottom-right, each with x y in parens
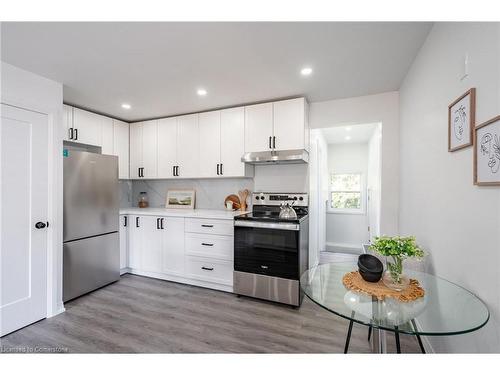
top-left (224, 194), bottom-right (241, 210)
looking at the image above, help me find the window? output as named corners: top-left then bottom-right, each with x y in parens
top-left (330, 173), bottom-right (363, 211)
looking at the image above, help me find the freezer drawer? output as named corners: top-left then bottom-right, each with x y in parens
top-left (63, 232), bottom-right (119, 302)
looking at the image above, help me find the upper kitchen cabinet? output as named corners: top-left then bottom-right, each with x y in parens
top-left (101, 116), bottom-right (114, 155)
top-left (63, 104), bottom-right (73, 141)
top-left (130, 120), bottom-right (158, 179)
top-left (199, 111), bottom-right (221, 178)
top-left (244, 102), bottom-right (273, 153)
top-left (220, 107), bottom-right (252, 177)
top-left (273, 97), bottom-right (308, 151)
top-left (244, 97), bottom-right (309, 153)
top-left (113, 120), bottom-right (130, 179)
top-left (72, 107), bottom-right (103, 146)
top-left (176, 114), bottom-right (199, 178)
top-left (157, 117), bottom-right (177, 178)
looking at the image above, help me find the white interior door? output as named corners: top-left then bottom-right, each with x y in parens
top-left (220, 107), bottom-right (245, 177)
top-left (1, 104), bottom-right (49, 337)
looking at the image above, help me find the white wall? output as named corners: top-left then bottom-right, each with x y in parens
top-left (326, 143), bottom-right (369, 251)
top-left (367, 124), bottom-right (382, 239)
top-left (310, 91), bottom-right (399, 236)
top-left (399, 23), bottom-right (500, 353)
top-left (1, 61), bottom-right (64, 317)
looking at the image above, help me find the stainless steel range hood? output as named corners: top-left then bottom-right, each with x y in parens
top-left (241, 149), bottom-right (309, 165)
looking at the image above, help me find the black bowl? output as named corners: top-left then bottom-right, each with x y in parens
top-left (359, 268), bottom-right (382, 282)
top-left (358, 254), bottom-right (383, 273)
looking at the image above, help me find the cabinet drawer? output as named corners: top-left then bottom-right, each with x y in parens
top-left (185, 218), bottom-right (233, 236)
top-left (185, 233), bottom-right (233, 261)
top-left (185, 256), bottom-right (233, 286)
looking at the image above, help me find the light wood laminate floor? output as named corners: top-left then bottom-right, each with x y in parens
top-left (1, 274), bottom-right (421, 353)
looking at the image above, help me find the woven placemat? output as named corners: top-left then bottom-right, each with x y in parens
top-left (342, 271), bottom-right (425, 302)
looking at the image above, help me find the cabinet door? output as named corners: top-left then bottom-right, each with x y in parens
top-left (63, 104), bottom-right (73, 141)
top-left (220, 107), bottom-right (245, 177)
top-left (177, 114), bottom-right (199, 178)
top-left (101, 116), bottom-right (114, 155)
top-left (244, 102), bottom-right (273, 152)
top-left (272, 97), bottom-right (305, 151)
top-left (162, 217), bottom-right (185, 276)
top-left (142, 120), bottom-right (158, 178)
top-left (198, 111), bottom-right (221, 178)
top-left (141, 216), bottom-right (163, 273)
top-left (129, 123), bottom-right (142, 179)
top-left (113, 120), bottom-right (130, 179)
top-left (72, 108), bottom-right (102, 146)
top-left (128, 216), bottom-right (142, 269)
top-left (157, 117), bottom-right (177, 178)
top-left (119, 215), bottom-right (129, 271)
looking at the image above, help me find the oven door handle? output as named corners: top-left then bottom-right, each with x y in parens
top-left (234, 220), bottom-right (300, 231)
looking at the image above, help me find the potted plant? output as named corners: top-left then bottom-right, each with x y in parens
top-left (369, 236), bottom-right (424, 291)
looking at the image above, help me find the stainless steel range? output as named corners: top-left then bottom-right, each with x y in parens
top-left (233, 192), bottom-right (309, 306)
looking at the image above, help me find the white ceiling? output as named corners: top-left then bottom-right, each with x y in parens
top-left (321, 123), bottom-right (378, 144)
top-left (1, 22), bottom-right (432, 122)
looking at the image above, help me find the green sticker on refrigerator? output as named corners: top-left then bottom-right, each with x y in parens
top-left (63, 149), bottom-right (69, 157)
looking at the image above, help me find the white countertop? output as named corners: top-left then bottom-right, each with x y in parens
top-left (119, 207), bottom-right (248, 220)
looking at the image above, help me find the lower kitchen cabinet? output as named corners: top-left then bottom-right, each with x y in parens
top-left (119, 215), bottom-right (129, 273)
top-left (125, 213), bottom-right (234, 292)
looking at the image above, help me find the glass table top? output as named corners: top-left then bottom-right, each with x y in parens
top-left (300, 262), bottom-right (489, 336)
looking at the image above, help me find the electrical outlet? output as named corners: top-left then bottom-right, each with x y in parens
top-left (461, 53), bottom-right (469, 81)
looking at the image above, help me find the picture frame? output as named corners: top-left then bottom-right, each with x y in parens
top-left (474, 115), bottom-right (500, 186)
top-left (448, 88), bottom-right (476, 152)
top-left (165, 189), bottom-right (196, 209)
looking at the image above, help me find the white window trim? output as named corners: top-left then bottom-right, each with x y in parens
top-left (327, 172), bottom-right (367, 215)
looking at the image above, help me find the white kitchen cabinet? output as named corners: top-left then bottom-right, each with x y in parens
top-left (198, 111), bottom-right (221, 178)
top-left (244, 102), bottom-right (273, 153)
top-left (128, 215), bottom-right (142, 269)
top-left (119, 215), bottom-right (129, 273)
top-left (63, 104), bottom-right (73, 141)
top-left (162, 217), bottom-right (185, 276)
top-left (141, 216), bottom-right (163, 273)
top-left (113, 120), bottom-right (130, 179)
top-left (72, 108), bottom-right (103, 146)
top-left (157, 117), bottom-right (177, 178)
top-left (101, 116), bottom-right (114, 155)
top-left (129, 120), bottom-right (158, 179)
top-left (273, 97), bottom-right (307, 151)
top-left (176, 114), bottom-right (199, 178)
top-left (220, 107), bottom-right (247, 177)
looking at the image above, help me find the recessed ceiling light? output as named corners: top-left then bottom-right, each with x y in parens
top-left (300, 67), bottom-right (313, 76)
top-left (345, 126), bottom-right (352, 131)
top-left (345, 136), bottom-right (351, 141)
top-left (121, 103), bottom-right (131, 110)
top-left (197, 88), bottom-right (207, 96)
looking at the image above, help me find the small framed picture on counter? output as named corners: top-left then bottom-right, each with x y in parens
top-left (165, 189), bottom-right (196, 209)
top-left (448, 88), bottom-right (476, 152)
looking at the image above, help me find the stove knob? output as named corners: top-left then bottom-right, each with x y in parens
top-left (299, 197), bottom-right (304, 201)
top-left (293, 197), bottom-right (298, 200)
top-left (255, 196), bottom-right (260, 200)
top-left (260, 196), bottom-right (265, 200)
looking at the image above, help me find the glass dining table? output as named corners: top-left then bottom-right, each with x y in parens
top-left (300, 262), bottom-right (489, 353)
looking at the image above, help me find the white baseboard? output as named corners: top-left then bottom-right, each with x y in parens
top-left (47, 301), bottom-right (65, 318)
top-left (326, 242), bottom-right (364, 254)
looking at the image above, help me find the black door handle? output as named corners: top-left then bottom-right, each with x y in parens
top-left (273, 136), bottom-right (276, 149)
top-left (201, 266), bottom-right (214, 271)
top-left (74, 128), bottom-right (78, 141)
top-left (35, 221), bottom-right (47, 229)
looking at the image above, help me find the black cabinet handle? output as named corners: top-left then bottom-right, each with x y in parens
top-left (269, 136), bottom-right (272, 149)
top-left (201, 243), bottom-right (214, 247)
top-left (201, 266), bottom-right (214, 271)
top-left (216, 163), bottom-right (220, 175)
top-left (176, 166), bottom-right (180, 176)
top-left (35, 221), bottom-right (48, 229)
top-left (136, 217), bottom-right (140, 227)
top-left (74, 128), bottom-right (78, 140)
top-left (201, 224), bottom-right (214, 228)
top-left (160, 218), bottom-right (164, 229)
top-left (156, 218), bottom-right (160, 229)
top-left (69, 128), bottom-right (74, 140)
top-left (138, 168), bottom-right (141, 178)
top-left (124, 216), bottom-right (127, 227)
top-left (220, 163), bottom-right (223, 175)
top-left (273, 136), bottom-right (276, 149)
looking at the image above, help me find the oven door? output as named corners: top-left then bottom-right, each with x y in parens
top-left (234, 220), bottom-right (299, 280)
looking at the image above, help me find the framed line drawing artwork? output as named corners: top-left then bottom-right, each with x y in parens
top-left (448, 88), bottom-right (476, 152)
top-left (165, 189), bottom-right (196, 209)
top-left (474, 115), bottom-right (500, 186)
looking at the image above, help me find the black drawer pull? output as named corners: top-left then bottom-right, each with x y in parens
top-left (201, 243), bottom-right (214, 247)
top-left (201, 266), bottom-right (214, 271)
top-left (201, 224), bottom-right (214, 228)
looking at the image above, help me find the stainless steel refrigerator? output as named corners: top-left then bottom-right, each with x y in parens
top-left (63, 150), bottom-right (120, 302)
